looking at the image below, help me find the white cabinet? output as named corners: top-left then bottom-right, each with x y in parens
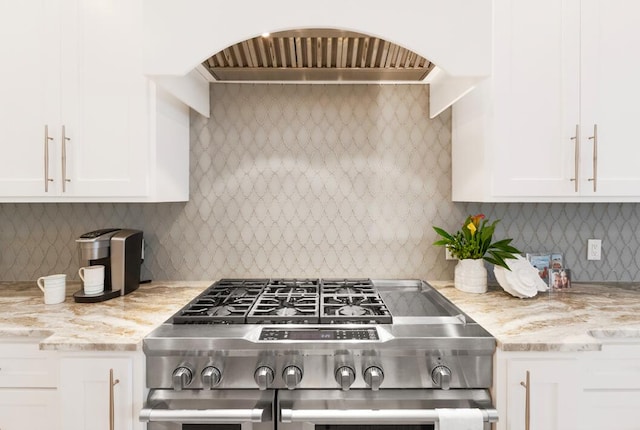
top-left (0, 0), bottom-right (189, 202)
top-left (452, 0), bottom-right (640, 202)
top-left (57, 0), bottom-right (148, 198)
top-left (579, 0), bottom-right (640, 197)
top-left (0, 339), bottom-right (59, 430)
top-left (496, 344), bottom-right (640, 430)
top-left (494, 350), bottom-right (580, 430)
top-left (0, 0), bottom-right (59, 197)
top-left (0, 390), bottom-right (59, 430)
top-left (579, 343), bottom-right (640, 430)
top-left (59, 352), bottom-right (144, 430)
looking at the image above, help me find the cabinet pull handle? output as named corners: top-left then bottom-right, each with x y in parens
top-left (587, 124), bottom-right (598, 192)
top-left (44, 125), bottom-right (54, 192)
top-left (61, 125), bottom-right (71, 192)
top-left (569, 124), bottom-right (580, 192)
top-left (109, 368), bottom-right (120, 430)
top-left (519, 370), bottom-right (531, 430)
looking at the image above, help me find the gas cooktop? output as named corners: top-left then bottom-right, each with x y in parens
top-left (171, 278), bottom-right (393, 325)
top-left (143, 279), bottom-right (496, 393)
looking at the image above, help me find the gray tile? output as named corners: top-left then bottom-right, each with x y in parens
top-left (1, 84), bottom-right (639, 282)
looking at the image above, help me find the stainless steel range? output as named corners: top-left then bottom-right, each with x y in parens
top-left (140, 279), bottom-right (498, 430)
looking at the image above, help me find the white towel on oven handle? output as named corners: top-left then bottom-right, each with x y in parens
top-left (435, 408), bottom-right (484, 430)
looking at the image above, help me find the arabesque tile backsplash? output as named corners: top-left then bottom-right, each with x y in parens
top-left (1, 84), bottom-right (639, 282)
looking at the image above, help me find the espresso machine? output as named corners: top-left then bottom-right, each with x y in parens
top-left (74, 228), bottom-right (144, 303)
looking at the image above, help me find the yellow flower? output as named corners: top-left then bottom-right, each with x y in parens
top-left (467, 222), bottom-right (477, 236)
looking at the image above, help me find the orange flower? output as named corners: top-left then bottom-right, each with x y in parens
top-left (470, 214), bottom-right (485, 226)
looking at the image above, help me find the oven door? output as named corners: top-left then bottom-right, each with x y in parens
top-left (139, 389), bottom-right (274, 430)
top-left (278, 389), bottom-right (498, 430)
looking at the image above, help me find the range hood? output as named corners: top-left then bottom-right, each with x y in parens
top-left (144, 0), bottom-right (492, 117)
top-left (200, 29), bottom-right (436, 82)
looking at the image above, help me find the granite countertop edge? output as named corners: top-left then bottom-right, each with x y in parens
top-left (2, 280), bottom-right (640, 352)
top-left (430, 280), bottom-right (640, 352)
top-left (0, 281), bottom-right (210, 352)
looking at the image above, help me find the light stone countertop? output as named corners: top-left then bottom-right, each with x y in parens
top-left (0, 281), bottom-right (209, 351)
top-left (431, 281), bottom-right (640, 352)
top-left (1, 280), bottom-right (639, 352)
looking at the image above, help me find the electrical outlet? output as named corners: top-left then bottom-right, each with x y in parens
top-left (445, 247), bottom-right (457, 260)
top-left (587, 239), bottom-right (602, 260)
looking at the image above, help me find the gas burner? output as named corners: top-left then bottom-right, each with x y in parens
top-left (275, 308), bottom-right (299, 317)
top-left (335, 286), bottom-right (359, 295)
top-left (247, 293), bottom-right (319, 324)
top-left (337, 305), bottom-right (369, 316)
top-left (206, 305), bottom-right (236, 316)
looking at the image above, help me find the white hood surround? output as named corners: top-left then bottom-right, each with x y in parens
top-left (143, 0), bottom-right (492, 117)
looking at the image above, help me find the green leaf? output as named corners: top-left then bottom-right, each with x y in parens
top-left (433, 226), bottom-right (454, 241)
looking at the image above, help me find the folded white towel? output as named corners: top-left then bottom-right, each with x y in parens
top-left (435, 408), bottom-right (484, 430)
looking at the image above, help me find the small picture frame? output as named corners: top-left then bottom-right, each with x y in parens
top-left (549, 268), bottom-right (572, 290)
top-left (526, 253), bottom-right (551, 283)
top-left (550, 253), bottom-right (564, 270)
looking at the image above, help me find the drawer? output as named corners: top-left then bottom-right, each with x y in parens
top-left (582, 358), bottom-right (640, 390)
top-left (0, 341), bottom-right (58, 388)
top-left (583, 345), bottom-right (640, 390)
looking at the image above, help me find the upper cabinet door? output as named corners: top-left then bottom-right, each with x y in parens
top-left (0, 0), bottom-right (60, 197)
top-left (579, 0), bottom-right (640, 197)
top-left (59, 0), bottom-right (148, 198)
top-left (489, 0), bottom-right (581, 199)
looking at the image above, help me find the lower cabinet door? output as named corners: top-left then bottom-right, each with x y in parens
top-left (59, 356), bottom-right (134, 430)
top-left (497, 353), bottom-right (580, 430)
top-left (0, 389), bottom-right (59, 430)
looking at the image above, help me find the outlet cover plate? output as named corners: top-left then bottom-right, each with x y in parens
top-left (587, 239), bottom-right (602, 260)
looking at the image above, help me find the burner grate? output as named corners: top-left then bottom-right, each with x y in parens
top-left (172, 279), bottom-right (267, 324)
top-left (171, 278), bottom-right (392, 325)
top-left (247, 278), bottom-right (320, 324)
top-left (320, 278), bottom-right (393, 324)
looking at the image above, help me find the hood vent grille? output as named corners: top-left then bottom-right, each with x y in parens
top-left (201, 29), bottom-right (435, 82)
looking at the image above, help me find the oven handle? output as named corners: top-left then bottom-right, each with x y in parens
top-left (280, 408), bottom-right (499, 424)
top-left (139, 407), bottom-right (269, 423)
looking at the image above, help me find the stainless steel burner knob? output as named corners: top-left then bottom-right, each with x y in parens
top-left (363, 366), bottom-right (384, 391)
top-left (282, 365), bottom-right (303, 390)
top-left (254, 366), bottom-right (274, 390)
top-left (335, 366), bottom-right (356, 390)
top-left (431, 365), bottom-right (452, 390)
top-left (201, 366), bottom-right (222, 389)
top-left (172, 366), bottom-right (193, 391)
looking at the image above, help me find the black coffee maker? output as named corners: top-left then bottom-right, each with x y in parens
top-left (73, 228), bottom-right (143, 303)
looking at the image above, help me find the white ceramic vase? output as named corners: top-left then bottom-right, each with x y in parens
top-left (454, 258), bottom-right (488, 294)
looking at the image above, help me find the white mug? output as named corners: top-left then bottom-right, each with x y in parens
top-left (36, 274), bottom-right (66, 304)
top-left (78, 265), bottom-right (105, 295)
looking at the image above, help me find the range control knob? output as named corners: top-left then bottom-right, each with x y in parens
top-left (172, 366), bottom-right (193, 391)
top-left (282, 365), bottom-right (303, 390)
top-left (254, 366), bottom-right (274, 390)
top-left (201, 366), bottom-right (222, 389)
top-left (335, 366), bottom-right (356, 391)
top-left (431, 365), bottom-right (452, 390)
top-left (363, 366), bottom-right (384, 391)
